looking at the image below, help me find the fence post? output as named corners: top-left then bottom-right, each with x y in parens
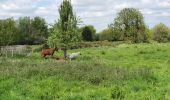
top-left (6, 50), bottom-right (7, 58)
top-left (11, 49), bottom-right (14, 57)
top-left (19, 50), bottom-right (20, 55)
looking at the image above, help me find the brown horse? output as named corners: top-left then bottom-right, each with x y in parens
top-left (41, 48), bottom-right (58, 57)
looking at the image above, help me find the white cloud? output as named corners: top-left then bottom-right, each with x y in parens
top-left (114, 3), bottom-right (131, 10)
top-left (159, 1), bottom-right (170, 8)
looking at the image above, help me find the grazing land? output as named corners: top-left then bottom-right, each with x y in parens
top-left (0, 43), bottom-right (170, 99)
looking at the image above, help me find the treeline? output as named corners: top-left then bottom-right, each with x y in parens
top-left (81, 8), bottom-right (170, 43)
top-left (0, 16), bottom-right (48, 46)
top-left (96, 23), bottom-right (170, 43)
top-left (1, 8), bottom-right (170, 46)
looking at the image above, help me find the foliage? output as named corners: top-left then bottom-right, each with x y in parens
top-left (31, 17), bottom-right (49, 44)
top-left (68, 41), bottom-right (125, 49)
top-left (17, 16), bottom-right (48, 45)
top-left (47, 0), bottom-right (81, 58)
top-left (17, 17), bottom-right (32, 44)
top-left (110, 8), bottom-right (148, 43)
top-left (152, 23), bottom-right (170, 42)
top-left (145, 27), bottom-right (153, 40)
top-left (80, 25), bottom-right (96, 41)
top-left (98, 28), bottom-right (122, 41)
top-left (0, 18), bottom-right (18, 46)
top-left (0, 17), bottom-right (48, 46)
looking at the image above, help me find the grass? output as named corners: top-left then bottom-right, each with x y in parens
top-left (0, 43), bottom-right (170, 99)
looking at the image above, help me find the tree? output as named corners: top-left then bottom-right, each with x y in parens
top-left (152, 23), bottom-right (170, 42)
top-left (111, 8), bottom-right (147, 43)
top-left (17, 16), bottom-right (49, 45)
top-left (48, 0), bottom-right (81, 58)
top-left (31, 16), bottom-right (49, 44)
top-left (17, 17), bottom-right (32, 44)
top-left (0, 18), bottom-right (18, 46)
top-left (81, 25), bottom-right (96, 41)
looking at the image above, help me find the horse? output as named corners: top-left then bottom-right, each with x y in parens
top-left (41, 48), bottom-right (58, 57)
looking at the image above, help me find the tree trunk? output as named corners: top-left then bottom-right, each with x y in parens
top-left (64, 49), bottom-right (67, 59)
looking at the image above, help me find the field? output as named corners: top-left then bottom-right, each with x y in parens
top-left (0, 43), bottom-right (170, 100)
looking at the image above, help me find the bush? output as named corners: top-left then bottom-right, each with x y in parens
top-left (98, 28), bottom-right (122, 41)
top-left (69, 41), bottom-right (125, 49)
top-left (152, 23), bottom-right (170, 42)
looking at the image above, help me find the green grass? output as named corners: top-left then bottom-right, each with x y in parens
top-left (0, 43), bottom-right (170, 99)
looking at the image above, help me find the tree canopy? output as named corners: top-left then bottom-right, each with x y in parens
top-left (152, 23), bottom-right (170, 42)
top-left (110, 8), bottom-right (148, 43)
top-left (0, 18), bottom-right (18, 46)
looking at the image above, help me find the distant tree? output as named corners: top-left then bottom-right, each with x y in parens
top-left (111, 8), bottom-right (147, 43)
top-left (80, 25), bottom-right (96, 41)
top-left (48, 0), bottom-right (81, 58)
top-left (17, 17), bottom-right (32, 44)
top-left (95, 33), bottom-right (100, 41)
top-left (98, 28), bottom-right (114, 41)
top-left (152, 23), bottom-right (170, 42)
top-left (98, 28), bottom-right (122, 41)
top-left (31, 16), bottom-right (49, 44)
top-left (17, 16), bottom-right (49, 45)
top-left (0, 18), bottom-right (18, 46)
top-left (145, 27), bottom-right (153, 40)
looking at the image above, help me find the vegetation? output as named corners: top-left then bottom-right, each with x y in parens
top-left (0, 18), bottom-right (18, 46)
top-left (81, 25), bottom-right (96, 41)
top-left (0, 43), bottom-right (170, 99)
top-left (98, 28), bottom-right (121, 41)
top-left (17, 16), bottom-right (49, 45)
top-left (0, 17), bottom-right (48, 46)
top-left (48, 0), bottom-right (81, 58)
top-left (110, 8), bottom-right (148, 43)
top-left (0, 1), bottom-right (170, 99)
top-left (152, 23), bottom-right (170, 42)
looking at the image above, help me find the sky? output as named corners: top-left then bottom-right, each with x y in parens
top-left (0, 0), bottom-right (170, 32)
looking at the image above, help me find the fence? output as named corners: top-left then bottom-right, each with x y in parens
top-left (0, 45), bottom-right (33, 57)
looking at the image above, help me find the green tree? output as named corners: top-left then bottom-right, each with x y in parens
top-left (81, 25), bottom-right (96, 41)
top-left (31, 16), bottom-right (49, 44)
top-left (17, 17), bottom-right (32, 44)
top-left (17, 16), bottom-right (48, 45)
top-left (111, 8), bottom-right (147, 43)
top-left (98, 28), bottom-right (114, 41)
top-left (0, 18), bottom-right (18, 46)
top-left (152, 23), bottom-right (170, 42)
top-left (48, 0), bottom-right (81, 58)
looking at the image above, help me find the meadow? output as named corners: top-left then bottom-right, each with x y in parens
top-left (0, 43), bottom-right (170, 100)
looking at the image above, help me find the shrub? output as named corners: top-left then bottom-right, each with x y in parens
top-left (69, 41), bottom-right (122, 49)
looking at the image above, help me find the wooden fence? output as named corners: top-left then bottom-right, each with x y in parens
top-left (0, 45), bottom-right (33, 57)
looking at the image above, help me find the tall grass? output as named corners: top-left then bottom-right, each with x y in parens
top-left (0, 43), bottom-right (170, 99)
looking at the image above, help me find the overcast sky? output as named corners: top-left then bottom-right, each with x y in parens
top-left (0, 0), bottom-right (170, 32)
